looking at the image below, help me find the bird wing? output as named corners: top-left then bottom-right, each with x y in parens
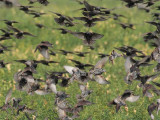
top-left (147, 73), bottom-right (160, 82)
top-left (5, 88), bottom-right (12, 104)
top-left (23, 32), bottom-right (35, 37)
top-left (64, 65), bottom-right (75, 75)
top-left (34, 89), bottom-right (49, 95)
top-left (49, 83), bottom-right (57, 94)
top-left (94, 56), bottom-right (109, 69)
top-left (94, 75), bottom-right (110, 84)
top-left (40, 48), bottom-right (50, 59)
top-left (92, 33), bottom-right (104, 40)
top-left (125, 95), bottom-right (140, 102)
top-left (74, 17), bottom-right (88, 22)
top-left (70, 32), bottom-right (85, 40)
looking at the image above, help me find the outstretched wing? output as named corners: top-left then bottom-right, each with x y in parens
top-left (94, 56), bottom-right (109, 69)
top-left (64, 65), bottom-right (75, 75)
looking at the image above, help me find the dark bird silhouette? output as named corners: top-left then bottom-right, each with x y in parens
top-left (27, 0), bottom-right (37, 4)
top-left (83, 0), bottom-right (107, 12)
top-left (82, 10), bottom-right (105, 18)
top-left (59, 49), bottom-right (73, 56)
top-left (74, 16), bottom-right (107, 27)
top-left (35, 23), bottom-right (46, 29)
top-left (19, 5), bottom-right (35, 13)
top-left (35, 60), bottom-right (58, 66)
top-left (29, 11), bottom-right (46, 18)
top-left (69, 59), bottom-right (93, 69)
top-left (98, 53), bottom-right (110, 58)
top-left (137, 73), bottom-right (160, 85)
top-left (8, 26), bottom-right (35, 39)
top-left (74, 51), bottom-right (89, 57)
top-left (69, 31), bottom-right (104, 45)
top-left (0, 28), bottom-right (13, 39)
top-left (37, 0), bottom-right (49, 6)
top-left (14, 60), bottom-right (38, 71)
top-left (118, 23), bottom-right (134, 29)
top-left (115, 46), bottom-right (144, 56)
top-left (1, 20), bottom-right (18, 26)
top-left (50, 12), bottom-right (75, 27)
top-left (121, 0), bottom-right (143, 8)
top-left (143, 32), bottom-right (158, 42)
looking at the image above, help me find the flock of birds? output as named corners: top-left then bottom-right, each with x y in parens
top-left (0, 0), bottom-right (160, 120)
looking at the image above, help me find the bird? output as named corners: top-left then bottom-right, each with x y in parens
top-left (64, 65), bottom-right (89, 83)
top-left (89, 56), bottom-right (108, 77)
top-left (0, 28), bottom-right (13, 41)
top-left (1, 19), bottom-right (18, 26)
top-left (69, 59), bottom-right (93, 69)
top-left (118, 23), bottom-right (135, 29)
top-left (74, 51), bottom-right (90, 57)
top-left (108, 90), bottom-right (140, 112)
top-left (14, 60), bottom-right (38, 71)
top-left (98, 53), bottom-right (110, 58)
top-left (34, 41), bottom-right (53, 59)
top-left (74, 16), bottom-right (107, 27)
top-left (89, 56), bottom-right (110, 84)
top-left (19, 5), bottom-right (35, 13)
top-left (28, 11), bottom-right (46, 18)
top-left (137, 73), bottom-right (160, 85)
top-left (8, 26), bottom-right (35, 39)
top-left (35, 60), bottom-right (58, 66)
top-left (35, 23), bottom-right (46, 29)
top-left (79, 84), bottom-right (92, 98)
top-left (69, 31), bottom-right (104, 45)
top-left (59, 49), bottom-right (73, 56)
top-left (143, 32), bottom-right (158, 42)
top-left (37, 0), bottom-right (49, 6)
top-left (109, 50), bottom-right (122, 63)
top-left (50, 12), bottom-right (75, 27)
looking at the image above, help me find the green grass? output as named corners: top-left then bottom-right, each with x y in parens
top-left (0, 0), bottom-right (160, 120)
